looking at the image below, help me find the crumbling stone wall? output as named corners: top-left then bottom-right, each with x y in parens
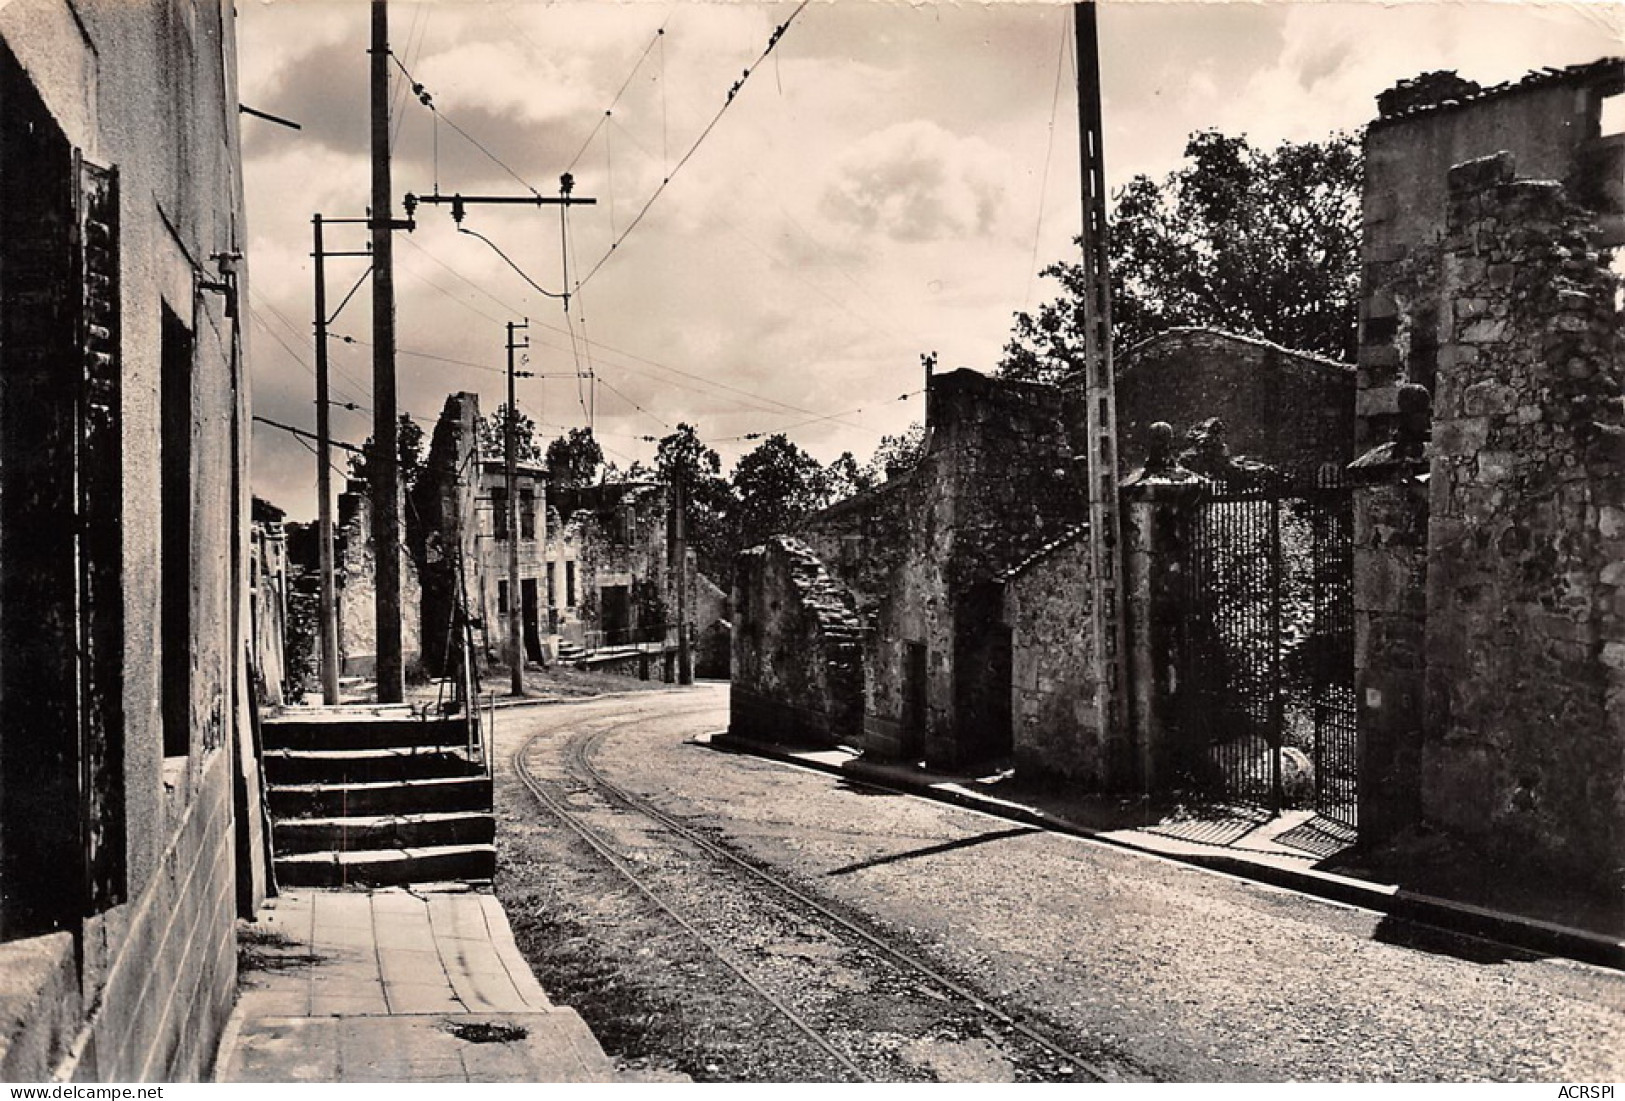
top-left (1116, 328), bottom-right (1355, 477)
top-left (1349, 452), bottom-right (1430, 845)
top-left (412, 393), bottom-right (480, 676)
top-left (1000, 529), bottom-right (1102, 784)
top-left (1420, 154), bottom-right (1625, 887)
top-left (337, 484), bottom-right (423, 677)
top-left (731, 537), bottom-right (864, 747)
top-left (1358, 60), bottom-right (1622, 449)
top-left (794, 369), bottom-right (1088, 766)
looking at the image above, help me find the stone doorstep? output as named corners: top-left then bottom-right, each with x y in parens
top-left (703, 731), bottom-right (1625, 972)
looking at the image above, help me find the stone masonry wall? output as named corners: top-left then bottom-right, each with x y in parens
top-left (796, 369), bottom-right (1087, 766)
top-left (731, 537), bottom-right (865, 747)
top-left (1001, 530), bottom-right (1101, 785)
top-left (1117, 328), bottom-right (1355, 477)
top-left (1421, 154), bottom-right (1625, 888)
top-left (1358, 61), bottom-right (1621, 450)
top-left (338, 486), bottom-right (423, 677)
top-left (1350, 464), bottom-right (1430, 845)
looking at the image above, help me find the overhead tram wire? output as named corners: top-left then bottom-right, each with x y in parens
top-left (593, 375), bottom-right (670, 432)
top-left (388, 50), bottom-right (547, 200)
top-left (563, 24), bottom-right (667, 176)
top-left (574, 1), bottom-right (811, 294)
top-left (394, 223), bottom-right (855, 425)
top-left (712, 388), bottom-right (926, 443)
top-left (1025, 15), bottom-right (1070, 310)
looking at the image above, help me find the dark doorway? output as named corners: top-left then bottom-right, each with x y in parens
top-left (521, 578), bottom-right (543, 663)
top-left (601, 584), bottom-right (631, 646)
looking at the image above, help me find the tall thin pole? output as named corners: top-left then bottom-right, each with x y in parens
top-left (1074, 3), bottom-right (1129, 760)
top-left (312, 214), bottom-right (340, 705)
top-left (675, 472), bottom-right (692, 684)
top-left (370, 0), bottom-right (404, 702)
top-left (505, 320), bottom-right (528, 696)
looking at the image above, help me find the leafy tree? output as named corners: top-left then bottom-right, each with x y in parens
top-left (864, 422), bottom-right (927, 483)
top-left (601, 457), bottom-right (652, 484)
top-left (546, 426), bottom-right (604, 489)
top-left (824, 451), bottom-right (876, 502)
top-left (477, 403), bottom-right (542, 463)
top-left (732, 434), bottom-right (833, 552)
top-left (1001, 131), bottom-right (1362, 384)
top-left (348, 413), bottom-right (425, 488)
top-left (654, 422), bottom-right (722, 486)
top-left (654, 424), bottom-right (736, 584)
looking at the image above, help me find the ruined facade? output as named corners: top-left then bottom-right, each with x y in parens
top-left (735, 368), bottom-right (1089, 767)
top-left (337, 481), bottom-right (424, 677)
top-left (0, 0), bottom-right (262, 1079)
top-left (1353, 60), bottom-right (1625, 888)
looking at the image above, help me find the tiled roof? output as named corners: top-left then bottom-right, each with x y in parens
top-left (1375, 57), bottom-right (1624, 123)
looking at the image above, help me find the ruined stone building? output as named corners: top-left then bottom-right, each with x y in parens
top-left (732, 58), bottom-right (1625, 898)
top-left (0, 0), bottom-right (265, 1079)
top-left (734, 369), bottom-right (1091, 768)
top-left (1351, 59), bottom-right (1625, 888)
top-left (388, 393), bottom-right (723, 676)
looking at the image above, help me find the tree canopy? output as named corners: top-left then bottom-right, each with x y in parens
top-left (476, 403), bottom-right (542, 463)
top-left (731, 434), bottom-right (833, 554)
top-left (546, 426), bottom-right (604, 489)
top-left (348, 413), bottom-right (425, 489)
top-left (1001, 130), bottom-right (1362, 384)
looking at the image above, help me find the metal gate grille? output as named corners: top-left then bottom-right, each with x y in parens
top-left (1179, 478), bottom-right (1356, 829)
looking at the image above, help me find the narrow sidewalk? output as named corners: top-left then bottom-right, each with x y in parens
top-left (214, 883), bottom-right (617, 1082)
top-left (706, 731), bottom-right (1625, 971)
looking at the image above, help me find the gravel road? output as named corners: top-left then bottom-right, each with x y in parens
top-left (494, 684), bottom-right (1624, 1082)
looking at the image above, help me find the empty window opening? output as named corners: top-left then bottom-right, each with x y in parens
top-left (519, 488), bottom-right (536, 541)
top-left (161, 305), bottom-right (194, 759)
top-left (492, 488), bottom-right (509, 541)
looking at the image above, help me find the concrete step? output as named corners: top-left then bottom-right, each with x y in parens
top-left (264, 746), bottom-right (482, 786)
top-left (273, 843), bottom-right (497, 888)
top-left (273, 811), bottom-right (495, 855)
top-left (269, 776), bottom-right (493, 819)
top-left (262, 712), bottom-right (469, 752)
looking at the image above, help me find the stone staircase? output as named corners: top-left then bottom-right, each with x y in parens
top-left (555, 639), bottom-right (586, 664)
top-left (261, 707), bottom-right (495, 887)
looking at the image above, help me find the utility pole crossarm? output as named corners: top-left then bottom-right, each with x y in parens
top-left (404, 190), bottom-right (597, 224)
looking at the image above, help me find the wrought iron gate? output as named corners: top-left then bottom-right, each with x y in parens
top-left (1177, 477), bottom-right (1356, 829)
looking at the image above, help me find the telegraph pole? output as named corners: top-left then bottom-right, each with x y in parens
top-left (505, 320), bottom-right (530, 697)
top-left (1074, 4), bottom-right (1129, 760)
top-left (369, 0), bottom-right (406, 703)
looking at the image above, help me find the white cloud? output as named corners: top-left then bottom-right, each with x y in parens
top-left (819, 120), bottom-right (1014, 244)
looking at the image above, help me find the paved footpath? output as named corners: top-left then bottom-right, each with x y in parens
top-left (214, 884), bottom-right (616, 1082)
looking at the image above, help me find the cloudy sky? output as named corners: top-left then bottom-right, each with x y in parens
top-left (238, 0), bottom-right (1622, 520)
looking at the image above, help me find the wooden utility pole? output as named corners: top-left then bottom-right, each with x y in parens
top-left (370, 0), bottom-right (405, 703)
top-left (1073, 3), bottom-right (1129, 756)
top-left (505, 319), bottom-right (529, 696)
